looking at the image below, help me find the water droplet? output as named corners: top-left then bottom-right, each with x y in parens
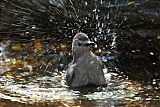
top-left (107, 29), bottom-right (110, 33)
top-left (90, 61), bottom-right (94, 64)
top-left (95, 44), bottom-right (98, 48)
top-left (31, 25), bottom-right (36, 29)
top-left (98, 49), bottom-right (101, 52)
top-left (107, 14), bottom-right (110, 19)
top-left (131, 50), bottom-right (135, 53)
top-left (150, 52), bottom-right (154, 55)
top-left (96, 15), bottom-right (98, 20)
top-left (93, 9), bottom-right (97, 12)
top-left (94, 38), bottom-right (97, 42)
top-left (85, 2), bottom-right (88, 5)
top-left (152, 79), bottom-right (156, 85)
top-left (84, 20), bottom-right (87, 23)
top-left (100, 0), bottom-right (103, 4)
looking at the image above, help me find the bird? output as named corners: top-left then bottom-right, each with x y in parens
top-left (66, 32), bottom-right (110, 87)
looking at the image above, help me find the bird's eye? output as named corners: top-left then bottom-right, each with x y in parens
top-left (78, 43), bottom-right (82, 46)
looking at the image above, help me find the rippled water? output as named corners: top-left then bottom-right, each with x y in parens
top-left (0, 38), bottom-right (159, 107)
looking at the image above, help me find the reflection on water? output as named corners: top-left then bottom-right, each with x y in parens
top-left (0, 39), bottom-right (159, 107)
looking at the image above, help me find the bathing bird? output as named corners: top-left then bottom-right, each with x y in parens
top-left (66, 33), bottom-right (109, 87)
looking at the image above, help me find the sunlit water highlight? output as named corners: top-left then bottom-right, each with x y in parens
top-left (0, 73), bottom-right (137, 104)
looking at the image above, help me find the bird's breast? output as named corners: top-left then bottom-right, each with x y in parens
top-left (76, 55), bottom-right (101, 72)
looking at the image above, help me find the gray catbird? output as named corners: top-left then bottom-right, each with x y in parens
top-left (66, 33), bottom-right (110, 87)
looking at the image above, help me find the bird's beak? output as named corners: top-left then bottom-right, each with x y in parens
top-left (85, 41), bottom-right (96, 47)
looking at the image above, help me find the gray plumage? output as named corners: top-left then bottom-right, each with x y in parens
top-left (66, 33), bottom-right (108, 87)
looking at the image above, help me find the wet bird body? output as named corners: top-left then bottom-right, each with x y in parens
top-left (66, 33), bottom-right (108, 87)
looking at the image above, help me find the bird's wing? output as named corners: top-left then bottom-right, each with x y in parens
top-left (97, 56), bottom-right (111, 82)
top-left (66, 63), bottom-right (76, 85)
top-left (97, 56), bottom-right (107, 70)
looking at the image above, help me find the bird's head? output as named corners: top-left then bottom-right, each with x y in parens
top-left (72, 33), bottom-right (95, 56)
